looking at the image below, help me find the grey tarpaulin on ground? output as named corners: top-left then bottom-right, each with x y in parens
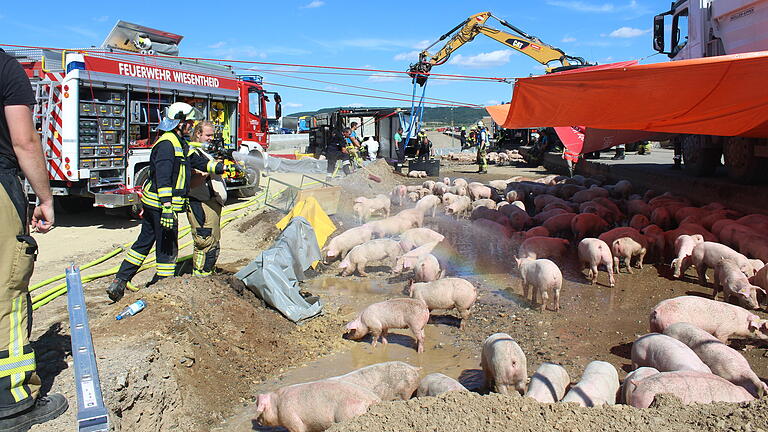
top-left (234, 216), bottom-right (323, 322)
top-left (233, 149), bottom-right (328, 174)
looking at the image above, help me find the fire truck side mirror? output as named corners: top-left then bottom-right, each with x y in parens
top-left (653, 14), bottom-right (668, 54)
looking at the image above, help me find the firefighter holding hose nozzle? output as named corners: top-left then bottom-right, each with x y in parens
top-left (106, 103), bottom-right (235, 302)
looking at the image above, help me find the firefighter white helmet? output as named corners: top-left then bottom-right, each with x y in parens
top-left (157, 102), bottom-right (204, 131)
top-left (477, 120), bottom-right (484, 128)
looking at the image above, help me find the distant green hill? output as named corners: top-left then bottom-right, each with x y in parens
top-left (287, 106), bottom-right (487, 127)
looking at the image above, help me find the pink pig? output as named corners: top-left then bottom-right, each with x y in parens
top-left (345, 298), bottom-right (430, 353)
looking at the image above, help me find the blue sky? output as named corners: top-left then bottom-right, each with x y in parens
top-left (0, 0), bottom-right (672, 113)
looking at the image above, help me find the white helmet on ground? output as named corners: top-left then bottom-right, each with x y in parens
top-left (158, 102), bottom-right (204, 131)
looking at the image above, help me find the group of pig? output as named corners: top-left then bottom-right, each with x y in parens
top-left (443, 149), bottom-right (524, 166)
top-left (254, 290), bottom-right (768, 432)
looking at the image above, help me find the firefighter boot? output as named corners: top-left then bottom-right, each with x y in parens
top-left (106, 278), bottom-right (127, 302)
top-left (611, 149), bottom-right (625, 160)
top-left (0, 393), bottom-right (68, 432)
top-left (145, 274), bottom-right (167, 288)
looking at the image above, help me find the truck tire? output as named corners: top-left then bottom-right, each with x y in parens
top-left (235, 150), bottom-right (261, 198)
top-left (126, 166), bottom-right (150, 219)
top-left (682, 135), bottom-right (720, 177)
top-left (723, 137), bottom-right (767, 184)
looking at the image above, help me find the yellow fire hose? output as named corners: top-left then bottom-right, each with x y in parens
top-left (30, 190), bottom-right (272, 310)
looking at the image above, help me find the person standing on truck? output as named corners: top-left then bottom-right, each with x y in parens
top-left (106, 103), bottom-right (231, 302)
top-left (476, 121), bottom-right (489, 174)
top-left (186, 121), bottom-right (227, 277)
top-left (0, 49), bottom-right (69, 431)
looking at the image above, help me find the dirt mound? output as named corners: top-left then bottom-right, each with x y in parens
top-left (87, 274), bottom-right (350, 432)
top-left (330, 391), bottom-right (768, 432)
top-left (343, 159), bottom-right (399, 197)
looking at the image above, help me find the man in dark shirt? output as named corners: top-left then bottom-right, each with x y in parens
top-left (0, 49), bottom-right (68, 430)
top-left (325, 127), bottom-right (353, 176)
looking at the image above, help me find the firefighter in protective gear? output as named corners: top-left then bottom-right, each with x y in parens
top-left (186, 121), bottom-right (227, 277)
top-left (476, 121), bottom-right (489, 174)
top-left (106, 102), bottom-right (230, 302)
top-left (0, 49), bottom-right (69, 430)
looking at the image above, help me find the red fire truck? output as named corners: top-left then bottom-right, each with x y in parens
top-left (7, 21), bottom-right (281, 216)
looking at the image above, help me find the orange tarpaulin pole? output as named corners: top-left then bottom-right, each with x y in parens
top-left (489, 51), bottom-right (768, 138)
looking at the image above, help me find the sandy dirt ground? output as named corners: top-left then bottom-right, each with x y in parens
top-left (25, 134), bottom-right (768, 431)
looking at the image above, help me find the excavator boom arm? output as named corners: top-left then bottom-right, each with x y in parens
top-left (412, 11), bottom-right (589, 83)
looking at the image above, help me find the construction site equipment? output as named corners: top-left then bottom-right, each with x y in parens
top-left (66, 265), bottom-right (109, 432)
top-left (8, 20), bottom-right (282, 215)
top-left (407, 11), bottom-right (592, 86)
top-left (652, 0), bottom-right (768, 182)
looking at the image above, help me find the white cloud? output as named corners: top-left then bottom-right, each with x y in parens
top-left (301, 0), bottom-right (324, 8)
top-left (347, 103), bottom-right (364, 108)
top-left (561, 36), bottom-right (577, 43)
top-left (368, 72), bottom-right (399, 82)
top-left (284, 102), bottom-right (303, 108)
top-left (448, 50), bottom-right (515, 68)
top-left (324, 85), bottom-right (341, 92)
top-left (93, 15), bottom-right (109, 22)
top-left (208, 41), bottom-right (226, 49)
top-left (546, 0), bottom-right (644, 13)
top-left (413, 40), bottom-right (431, 49)
top-left (65, 26), bottom-right (98, 39)
top-left (546, 1), bottom-right (615, 12)
top-left (394, 51), bottom-right (421, 61)
top-left (609, 26), bottom-right (650, 38)
top-left (485, 100), bottom-right (501, 106)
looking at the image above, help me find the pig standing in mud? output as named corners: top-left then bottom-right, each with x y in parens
top-left (413, 254), bottom-right (442, 283)
top-left (684, 241), bottom-right (752, 286)
top-left (649, 296), bottom-right (768, 342)
top-left (518, 237), bottom-right (569, 261)
top-left (560, 361), bottom-right (619, 407)
top-left (577, 238), bottom-right (615, 287)
top-left (365, 215), bottom-right (416, 238)
top-left (415, 195), bottom-right (441, 218)
top-left (399, 228), bottom-right (444, 252)
top-left (346, 298), bottom-right (430, 353)
top-left (664, 322), bottom-right (767, 397)
top-left (254, 380), bottom-right (380, 432)
top-left (713, 258), bottom-right (765, 310)
top-left (339, 239), bottom-right (403, 277)
top-left (671, 234), bottom-right (705, 278)
top-left (514, 257), bottom-right (562, 312)
top-left (409, 278), bottom-right (477, 329)
top-left (525, 363), bottom-right (570, 403)
top-left (322, 226), bottom-right (372, 263)
top-left (481, 333), bottom-right (528, 395)
top-left (612, 237), bottom-right (647, 274)
top-left (627, 371), bottom-right (754, 408)
top-left (417, 373), bottom-right (468, 397)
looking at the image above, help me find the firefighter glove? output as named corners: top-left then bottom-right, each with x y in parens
top-left (160, 206), bottom-right (177, 230)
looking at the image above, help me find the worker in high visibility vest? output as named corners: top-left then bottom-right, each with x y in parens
top-left (106, 103), bottom-right (232, 302)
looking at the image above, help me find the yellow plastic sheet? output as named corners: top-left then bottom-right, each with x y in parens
top-left (276, 196), bottom-right (337, 261)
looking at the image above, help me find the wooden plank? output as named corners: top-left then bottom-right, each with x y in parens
top-left (296, 186), bottom-right (342, 215)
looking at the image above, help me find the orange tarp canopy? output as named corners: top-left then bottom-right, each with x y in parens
top-left (487, 51), bottom-right (768, 139)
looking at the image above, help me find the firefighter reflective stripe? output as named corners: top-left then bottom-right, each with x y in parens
top-left (194, 250), bottom-right (205, 273)
top-left (157, 187), bottom-right (172, 198)
top-left (125, 249), bottom-right (147, 267)
top-left (156, 262), bottom-right (175, 277)
top-left (206, 160), bottom-right (218, 174)
top-left (0, 352), bottom-right (35, 378)
top-left (563, 149), bottom-right (580, 162)
top-left (8, 297), bottom-right (30, 402)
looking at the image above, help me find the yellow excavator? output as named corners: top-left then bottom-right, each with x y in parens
top-left (408, 11), bottom-right (592, 85)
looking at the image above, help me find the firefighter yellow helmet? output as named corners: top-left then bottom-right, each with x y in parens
top-left (158, 102), bottom-right (204, 131)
